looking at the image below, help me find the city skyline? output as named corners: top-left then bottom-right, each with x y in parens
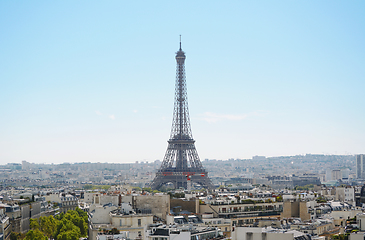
top-left (1, 1), bottom-right (365, 164)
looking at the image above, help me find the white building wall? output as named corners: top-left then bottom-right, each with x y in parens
top-left (349, 232), bottom-right (365, 240)
top-left (232, 227), bottom-right (296, 240)
top-left (335, 187), bottom-right (355, 205)
top-left (100, 195), bottom-right (119, 206)
top-left (45, 194), bottom-right (61, 203)
top-left (330, 210), bottom-right (361, 220)
top-left (84, 193), bottom-right (94, 203)
top-left (358, 213), bottom-right (365, 231)
top-left (89, 204), bottom-right (117, 224)
top-left (110, 215), bottom-right (153, 228)
top-left (169, 232), bottom-right (191, 240)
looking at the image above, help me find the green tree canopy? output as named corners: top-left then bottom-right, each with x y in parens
top-left (24, 229), bottom-right (47, 240)
top-left (20, 207), bottom-right (88, 240)
top-left (29, 219), bottom-right (40, 230)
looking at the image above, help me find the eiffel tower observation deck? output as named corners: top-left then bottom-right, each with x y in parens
top-left (151, 38), bottom-right (214, 190)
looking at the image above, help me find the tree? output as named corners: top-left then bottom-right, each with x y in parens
top-left (25, 207), bottom-right (88, 240)
top-left (62, 210), bottom-right (88, 237)
top-left (10, 232), bottom-right (23, 240)
top-left (83, 184), bottom-right (93, 190)
top-left (55, 212), bottom-right (64, 221)
top-left (173, 192), bottom-right (185, 198)
top-left (316, 196), bottom-right (327, 203)
top-left (10, 232), bottom-right (17, 240)
top-left (54, 218), bottom-right (81, 240)
top-left (75, 208), bottom-right (88, 223)
top-left (332, 233), bottom-right (349, 240)
top-left (101, 185), bottom-right (110, 191)
top-left (24, 229), bottom-right (48, 240)
top-left (142, 187), bottom-right (152, 193)
top-left (29, 218), bottom-right (40, 230)
top-left (39, 216), bottom-right (57, 238)
top-left (57, 229), bottom-right (80, 240)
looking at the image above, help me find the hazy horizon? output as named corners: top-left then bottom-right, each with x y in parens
top-left (1, 153), bottom-right (357, 166)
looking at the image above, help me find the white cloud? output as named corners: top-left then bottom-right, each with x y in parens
top-left (109, 114), bottom-right (115, 120)
top-left (95, 110), bottom-right (102, 115)
top-left (133, 110), bottom-right (138, 113)
top-left (200, 111), bottom-right (268, 123)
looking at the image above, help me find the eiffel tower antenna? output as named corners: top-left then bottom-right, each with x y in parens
top-left (151, 39), bottom-right (214, 190)
top-left (179, 35), bottom-right (182, 50)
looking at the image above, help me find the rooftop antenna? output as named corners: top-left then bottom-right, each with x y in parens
top-left (179, 35), bottom-right (182, 50)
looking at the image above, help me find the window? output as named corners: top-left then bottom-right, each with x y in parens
top-left (138, 219), bottom-right (141, 226)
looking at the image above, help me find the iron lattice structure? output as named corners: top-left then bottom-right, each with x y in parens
top-left (151, 41), bottom-right (214, 190)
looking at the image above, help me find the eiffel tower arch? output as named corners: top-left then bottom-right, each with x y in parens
top-left (151, 39), bottom-right (214, 190)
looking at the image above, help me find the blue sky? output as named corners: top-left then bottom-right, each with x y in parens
top-left (1, 1), bottom-right (364, 164)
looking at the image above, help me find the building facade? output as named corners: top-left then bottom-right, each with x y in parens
top-left (0, 209), bottom-right (11, 240)
top-left (357, 154), bottom-right (365, 179)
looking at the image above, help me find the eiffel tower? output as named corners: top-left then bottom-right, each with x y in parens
top-left (151, 38), bottom-right (214, 190)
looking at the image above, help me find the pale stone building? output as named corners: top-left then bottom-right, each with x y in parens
top-left (81, 193), bottom-right (170, 220)
top-left (45, 193), bottom-right (78, 213)
top-left (231, 227), bottom-right (311, 240)
top-left (335, 187), bottom-right (355, 205)
top-left (89, 203), bottom-right (118, 224)
top-left (121, 194), bottom-right (170, 220)
top-left (281, 200), bottom-right (310, 221)
top-left (88, 208), bottom-right (153, 240)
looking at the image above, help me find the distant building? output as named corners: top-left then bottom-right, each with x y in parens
top-left (357, 185), bottom-right (365, 207)
top-left (335, 187), bottom-right (355, 205)
top-left (292, 174), bottom-right (321, 187)
top-left (357, 154), bottom-right (365, 179)
top-left (281, 200), bottom-right (310, 221)
top-left (331, 170), bottom-right (341, 181)
top-left (21, 161), bottom-right (31, 170)
top-left (252, 156), bottom-right (266, 161)
top-left (341, 169), bottom-right (350, 182)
